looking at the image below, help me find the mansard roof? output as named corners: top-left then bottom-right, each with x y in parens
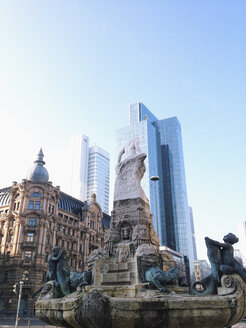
top-left (0, 187), bottom-right (111, 228)
top-left (0, 187), bottom-right (11, 207)
top-left (59, 191), bottom-right (84, 215)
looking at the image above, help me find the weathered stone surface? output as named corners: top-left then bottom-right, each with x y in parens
top-left (114, 153), bottom-right (149, 203)
top-left (35, 274), bottom-right (246, 328)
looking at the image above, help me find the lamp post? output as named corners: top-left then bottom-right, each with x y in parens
top-left (150, 176), bottom-right (160, 238)
top-left (14, 281), bottom-right (23, 328)
top-left (14, 271), bottom-right (28, 328)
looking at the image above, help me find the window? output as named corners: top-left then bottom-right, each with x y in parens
top-left (58, 213), bottom-right (63, 218)
top-left (27, 233), bottom-right (34, 242)
top-left (79, 245), bottom-right (83, 253)
top-left (13, 202), bottom-right (16, 210)
top-left (35, 201), bottom-right (40, 210)
top-left (17, 202), bottom-right (20, 210)
top-left (3, 271), bottom-right (8, 282)
top-left (62, 226), bottom-right (66, 234)
top-left (24, 251), bottom-right (32, 262)
top-left (29, 201), bottom-right (34, 209)
top-left (46, 234), bottom-right (50, 245)
top-left (48, 204), bottom-right (54, 213)
top-left (57, 224), bottom-right (60, 232)
top-left (48, 221), bottom-right (52, 229)
top-left (12, 220), bottom-right (15, 227)
top-left (31, 192), bottom-right (40, 198)
top-left (29, 218), bottom-right (36, 226)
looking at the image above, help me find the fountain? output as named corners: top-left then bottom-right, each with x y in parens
top-left (35, 138), bottom-right (246, 328)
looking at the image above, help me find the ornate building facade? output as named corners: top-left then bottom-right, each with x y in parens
top-left (0, 149), bottom-right (110, 314)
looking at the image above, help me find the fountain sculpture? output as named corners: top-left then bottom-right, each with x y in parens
top-left (35, 137), bottom-right (246, 328)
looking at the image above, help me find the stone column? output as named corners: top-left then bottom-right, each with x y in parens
top-left (12, 216), bottom-right (21, 255)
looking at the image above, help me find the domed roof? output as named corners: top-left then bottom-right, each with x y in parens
top-left (27, 148), bottom-right (49, 183)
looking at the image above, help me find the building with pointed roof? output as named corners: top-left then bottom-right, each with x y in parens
top-left (0, 150), bottom-right (110, 314)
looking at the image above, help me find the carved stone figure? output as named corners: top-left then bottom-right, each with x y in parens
top-left (114, 137), bottom-right (148, 203)
top-left (120, 221), bottom-right (132, 241)
top-left (70, 270), bottom-right (92, 291)
top-left (47, 246), bottom-right (65, 286)
top-left (192, 233), bottom-right (246, 295)
top-left (117, 136), bottom-right (141, 163)
top-left (192, 237), bottom-right (221, 295)
top-left (136, 243), bottom-right (178, 293)
top-left (87, 248), bottom-right (108, 270)
top-left (56, 250), bottom-right (71, 296)
top-left (145, 266), bottom-right (180, 293)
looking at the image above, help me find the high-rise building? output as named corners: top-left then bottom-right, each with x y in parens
top-left (68, 135), bottom-right (89, 201)
top-left (117, 102), bottom-right (194, 271)
top-left (68, 135), bottom-right (110, 214)
top-left (86, 146), bottom-right (110, 214)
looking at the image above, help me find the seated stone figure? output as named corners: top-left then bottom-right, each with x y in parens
top-left (220, 233), bottom-right (246, 281)
top-left (33, 247), bottom-right (93, 298)
top-left (192, 233), bottom-right (246, 295)
top-left (137, 244), bottom-right (179, 293)
top-left (145, 266), bottom-right (180, 293)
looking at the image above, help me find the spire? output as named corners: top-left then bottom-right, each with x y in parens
top-left (34, 148), bottom-right (45, 166)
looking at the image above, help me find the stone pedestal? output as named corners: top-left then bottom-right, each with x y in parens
top-left (93, 197), bottom-right (159, 287)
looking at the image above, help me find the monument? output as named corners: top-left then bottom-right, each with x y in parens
top-left (35, 138), bottom-right (246, 328)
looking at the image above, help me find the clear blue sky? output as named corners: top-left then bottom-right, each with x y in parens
top-left (0, 0), bottom-right (245, 259)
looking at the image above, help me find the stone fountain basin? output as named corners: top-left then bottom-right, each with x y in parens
top-left (35, 274), bottom-right (246, 328)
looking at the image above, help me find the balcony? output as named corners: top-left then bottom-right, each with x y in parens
top-left (24, 224), bottom-right (38, 232)
top-left (23, 241), bottom-right (35, 247)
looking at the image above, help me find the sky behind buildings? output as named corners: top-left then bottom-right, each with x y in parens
top-left (0, 0), bottom-right (245, 259)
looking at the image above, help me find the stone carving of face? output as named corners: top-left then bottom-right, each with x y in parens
top-left (121, 222), bottom-right (132, 241)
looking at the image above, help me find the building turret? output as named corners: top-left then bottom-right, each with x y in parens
top-left (27, 148), bottom-right (49, 183)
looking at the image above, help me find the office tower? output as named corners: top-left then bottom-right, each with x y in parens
top-left (68, 135), bottom-right (110, 214)
top-left (68, 134), bottom-right (89, 201)
top-left (117, 102), bottom-right (194, 271)
top-left (189, 206), bottom-right (198, 261)
top-left (86, 146), bottom-right (110, 214)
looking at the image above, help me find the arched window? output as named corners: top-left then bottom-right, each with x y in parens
top-left (30, 192), bottom-right (41, 198)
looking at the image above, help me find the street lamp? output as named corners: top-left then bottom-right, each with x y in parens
top-left (150, 176), bottom-right (160, 238)
top-left (14, 271), bottom-right (28, 328)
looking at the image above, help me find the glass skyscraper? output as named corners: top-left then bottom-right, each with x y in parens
top-left (87, 146), bottom-right (110, 214)
top-left (117, 102), bottom-right (195, 271)
top-left (68, 135), bottom-right (110, 214)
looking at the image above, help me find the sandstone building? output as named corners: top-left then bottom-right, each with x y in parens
top-left (0, 149), bottom-right (110, 314)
